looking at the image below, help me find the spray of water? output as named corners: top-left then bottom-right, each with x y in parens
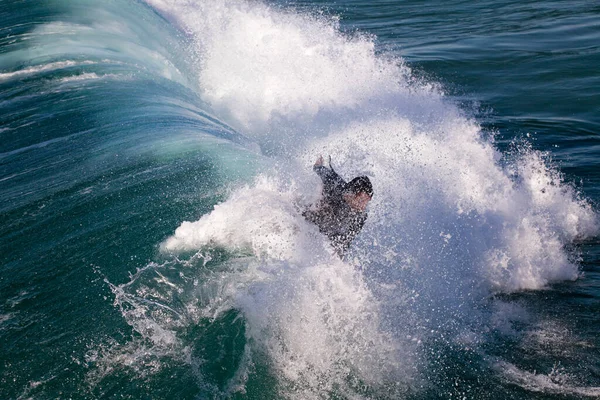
top-left (98, 0), bottom-right (600, 397)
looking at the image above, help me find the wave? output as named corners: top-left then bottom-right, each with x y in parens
top-left (85, 0), bottom-right (600, 398)
top-left (0, 0), bottom-right (260, 213)
top-left (9, 0), bottom-right (590, 397)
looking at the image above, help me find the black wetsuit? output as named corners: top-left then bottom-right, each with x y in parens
top-left (303, 164), bottom-right (368, 257)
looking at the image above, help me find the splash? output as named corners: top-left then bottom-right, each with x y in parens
top-left (147, 0), bottom-right (597, 292)
top-left (161, 176), bottom-right (327, 262)
top-left (145, 0), bottom-right (419, 144)
top-left (122, 0), bottom-right (599, 397)
top-left (159, 176), bottom-right (419, 397)
top-left (302, 118), bottom-right (597, 293)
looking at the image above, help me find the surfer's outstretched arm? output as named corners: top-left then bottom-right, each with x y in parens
top-left (313, 155), bottom-right (346, 199)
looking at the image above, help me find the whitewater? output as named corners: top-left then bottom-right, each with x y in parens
top-left (130, 0), bottom-right (598, 397)
top-left (1, 0), bottom-right (599, 399)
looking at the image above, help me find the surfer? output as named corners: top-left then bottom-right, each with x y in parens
top-left (303, 155), bottom-right (373, 257)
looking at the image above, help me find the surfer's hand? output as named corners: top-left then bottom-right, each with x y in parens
top-left (314, 155), bottom-right (324, 167)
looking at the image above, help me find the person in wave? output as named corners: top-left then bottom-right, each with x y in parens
top-left (303, 155), bottom-right (373, 257)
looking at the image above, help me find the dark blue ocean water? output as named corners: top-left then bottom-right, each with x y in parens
top-left (1, 0), bottom-right (599, 398)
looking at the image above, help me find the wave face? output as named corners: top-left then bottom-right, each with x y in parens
top-left (1, 0), bottom-right (599, 399)
top-left (0, 0), bottom-right (258, 213)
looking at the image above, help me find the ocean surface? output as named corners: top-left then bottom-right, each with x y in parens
top-left (1, 0), bottom-right (599, 398)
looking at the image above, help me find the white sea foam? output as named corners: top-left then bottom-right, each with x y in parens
top-left (235, 257), bottom-right (417, 398)
top-left (495, 361), bottom-right (600, 397)
top-left (151, 0), bottom-right (597, 291)
top-left (9, 13), bottom-right (188, 85)
top-left (0, 60), bottom-right (97, 82)
top-left (160, 176), bottom-right (419, 396)
top-left (145, 0), bottom-right (418, 137)
top-left (140, 0), bottom-right (598, 396)
top-left (58, 72), bottom-right (125, 83)
top-left (0, 312), bottom-right (14, 329)
top-left (161, 176), bottom-right (329, 262)
top-left (302, 118), bottom-right (597, 293)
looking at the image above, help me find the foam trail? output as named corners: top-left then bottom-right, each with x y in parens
top-left (0, 60), bottom-right (97, 81)
top-left (495, 361), bottom-right (600, 398)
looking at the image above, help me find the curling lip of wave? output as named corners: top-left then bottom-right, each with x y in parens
top-left (144, 0), bottom-right (412, 131)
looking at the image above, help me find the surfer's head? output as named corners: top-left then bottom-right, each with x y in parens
top-left (343, 176), bottom-right (373, 211)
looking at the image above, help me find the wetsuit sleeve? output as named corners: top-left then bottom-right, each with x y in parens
top-left (332, 211), bottom-right (368, 258)
top-left (313, 165), bottom-right (346, 200)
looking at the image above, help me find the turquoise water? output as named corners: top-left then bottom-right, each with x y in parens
top-left (1, 0), bottom-right (599, 398)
